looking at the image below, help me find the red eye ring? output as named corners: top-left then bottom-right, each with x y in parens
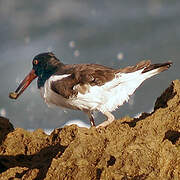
top-left (33, 59), bottom-right (38, 65)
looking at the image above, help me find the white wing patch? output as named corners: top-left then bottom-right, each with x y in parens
top-left (50, 74), bottom-right (71, 81)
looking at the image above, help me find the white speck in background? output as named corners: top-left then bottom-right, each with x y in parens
top-left (0, 108), bottom-right (6, 117)
top-left (91, 9), bottom-right (97, 16)
top-left (24, 36), bottom-right (30, 44)
top-left (63, 110), bottom-right (68, 114)
top-left (30, 86), bottom-right (37, 93)
top-left (74, 50), bottom-right (80, 57)
top-left (117, 52), bottom-right (124, 60)
top-left (47, 46), bottom-right (53, 52)
top-left (69, 41), bottom-right (75, 48)
top-left (15, 77), bottom-right (21, 84)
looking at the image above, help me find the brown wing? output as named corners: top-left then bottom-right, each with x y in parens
top-left (51, 64), bottom-right (116, 98)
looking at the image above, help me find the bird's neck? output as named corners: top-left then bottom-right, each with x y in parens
top-left (37, 62), bottom-right (65, 89)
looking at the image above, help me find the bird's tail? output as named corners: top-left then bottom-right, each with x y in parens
top-left (139, 61), bottom-right (172, 80)
top-left (115, 60), bottom-right (172, 84)
top-left (117, 60), bottom-right (172, 74)
top-left (142, 62), bottom-right (172, 74)
top-left (117, 60), bottom-right (172, 79)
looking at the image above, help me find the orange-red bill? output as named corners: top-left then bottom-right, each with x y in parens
top-left (9, 69), bottom-right (37, 99)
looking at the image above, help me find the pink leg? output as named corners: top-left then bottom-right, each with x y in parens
top-left (84, 110), bottom-right (96, 127)
top-left (97, 111), bottom-right (115, 128)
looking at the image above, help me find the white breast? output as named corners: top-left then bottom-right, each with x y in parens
top-left (40, 74), bottom-right (80, 110)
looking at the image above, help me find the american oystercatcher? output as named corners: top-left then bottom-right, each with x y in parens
top-left (9, 52), bottom-right (172, 127)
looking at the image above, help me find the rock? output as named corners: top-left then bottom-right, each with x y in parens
top-left (0, 116), bottom-right (14, 145)
top-left (0, 80), bottom-right (180, 180)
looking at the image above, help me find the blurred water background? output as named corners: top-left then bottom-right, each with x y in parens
top-left (0, 0), bottom-right (179, 129)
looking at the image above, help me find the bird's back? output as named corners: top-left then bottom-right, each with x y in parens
top-left (68, 60), bottom-right (172, 113)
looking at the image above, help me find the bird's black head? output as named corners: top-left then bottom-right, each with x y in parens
top-left (9, 52), bottom-right (63, 99)
top-left (32, 52), bottom-right (61, 77)
top-left (32, 52), bottom-right (64, 88)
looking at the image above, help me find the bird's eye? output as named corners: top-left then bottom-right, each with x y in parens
top-left (33, 59), bottom-right (39, 65)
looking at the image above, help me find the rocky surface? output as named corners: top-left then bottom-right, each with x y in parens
top-left (0, 80), bottom-right (180, 180)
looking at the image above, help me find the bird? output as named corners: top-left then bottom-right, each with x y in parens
top-left (9, 52), bottom-right (172, 127)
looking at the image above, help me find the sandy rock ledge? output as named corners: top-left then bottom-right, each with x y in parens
top-left (0, 80), bottom-right (180, 180)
